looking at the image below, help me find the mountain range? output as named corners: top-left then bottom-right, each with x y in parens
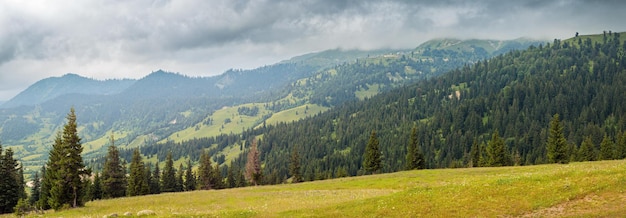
top-left (0, 38), bottom-right (546, 175)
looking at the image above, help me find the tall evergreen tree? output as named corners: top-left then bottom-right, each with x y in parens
top-left (91, 173), bottom-right (103, 200)
top-left (578, 136), bottom-right (596, 162)
top-left (363, 130), bottom-right (382, 174)
top-left (150, 163), bottom-right (161, 194)
top-left (546, 114), bottom-right (569, 164)
top-left (197, 151), bottom-right (213, 190)
top-left (0, 145), bottom-right (20, 214)
top-left (469, 139), bottom-right (481, 167)
top-left (29, 172), bottom-right (41, 206)
top-left (45, 108), bottom-right (89, 209)
top-left (143, 164), bottom-right (152, 195)
top-left (406, 126), bottom-right (425, 170)
top-left (289, 146), bottom-right (302, 183)
top-left (245, 139), bottom-right (262, 186)
top-left (212, 164), bottom-right (224, 189)
top-left (486, 130), bottom-right (509, 167)
top-left (161, 151), bottom-right (177, 192)
top-left (17, 164), bottom-right (26, 201)
top-left (101, 135), bottom-right (126, 198)
top-left (617, 132), bottom-right (626, 159)
top-left (127, 148), bottom-right (148, 196)
top-left (184, 159), bottom-right (196, 191)
top-left (176, 163), bottom-right (185, 192)
top-left (599, 135), bottom-right (615, 160)
top-left (37, 166), bottom-right (50, 210)
top-left (226, 164), bottom-right (236, 188)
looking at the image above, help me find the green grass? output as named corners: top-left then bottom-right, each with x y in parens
top-left (262, 104), bottom-right (329, 127)
top-left (11, 160), bottom-right (626, 217)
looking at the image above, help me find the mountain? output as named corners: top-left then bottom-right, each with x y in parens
top-left (0, 38), bottom-right (545, 176)
top-left (415, 38), bottom-right (541, 56)
top-left (1, 74), bottom-right (135, 108)
top-left (120, 32), bottom-right (626, 184)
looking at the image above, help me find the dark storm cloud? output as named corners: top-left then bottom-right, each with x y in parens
top-left (0, 0), bottom-right (624, 101)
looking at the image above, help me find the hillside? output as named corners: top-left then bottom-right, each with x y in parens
top-left (0, 38), bottom-right (543, 176)
top-left (124, 32), bottom-right (626, 184)
top-left (0, 74), bottom-right (135, 108)
top-left (10, 160), bottom-right (626, 217)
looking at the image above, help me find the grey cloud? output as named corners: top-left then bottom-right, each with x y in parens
top-left (0, 0), bottom-right (625, 101)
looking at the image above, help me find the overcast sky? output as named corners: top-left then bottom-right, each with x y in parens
top-left (0, 0), bottom-right (624, 101)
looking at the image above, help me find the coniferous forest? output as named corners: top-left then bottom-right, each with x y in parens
top-left (115, 32), bottom-right (626, 184)
top-left (2, 32), bottom-right (626, 214)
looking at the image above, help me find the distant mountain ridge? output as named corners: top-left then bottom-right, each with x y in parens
top-left (1, 74), bottom-right (135, 108)
top-left (416, 38), bottom-right (541, 56)
top-left (0, 37), bottom-right (546, 177)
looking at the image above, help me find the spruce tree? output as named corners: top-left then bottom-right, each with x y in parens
top-left (617, 132), bottom-right (626, 159)
top-left (469, 139), bottom-right (481, 167)
top-left (406, 126), bottom-right (425, 170)
top-left (226, 164), bottom-right (236, 188)
top-left (90, 173), bottom-right (103, 200)
top-left (289, 146), bottom-right (302, 183)
top-left (17, 164), bottom-right (26, 201)
top-left (363, 130), bottom-right (382, 174)
top-left (0, 145), bottom-right (20, 214)
top-left (486, 130), bottom-right (509, 167)
top-left (197, 151), bottom-right (213, 190)
top-left (176, 163), bottom-right (184, 192)
top-left (546, 114), bottom-right (569, 164)
top-left (184, 159), bottom-right (196, 191)
top-left (212, 164), bottom-right (224, 189)
top-left (578, 136), bottom-right (596, 162)
top-left (150, 163), bottom-right (161, 194)
top-left (127, 148), bottom-right (148, 196)
top-left (245, 139), bottom-right (262, 186)
top-left (101, 135), bottom-right (126, 198)
top-left (29, 172), bottom-right (41, 206)
top-left (37, 166), bottom-right (50, 210)
top-left (161, 151), bottom-right (177, 192)
top-left (45, 108), bottom-right (89, 209)
top-left (599, 135), bottom-right (615, 160)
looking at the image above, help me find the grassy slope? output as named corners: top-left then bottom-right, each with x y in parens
top-left (13, 160), bottom-right (626, 217)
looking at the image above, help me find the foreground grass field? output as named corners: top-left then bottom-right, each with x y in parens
top-left (12, 160), bottom-right (626, 217)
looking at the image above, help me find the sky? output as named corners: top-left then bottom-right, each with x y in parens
top-left (1, 0), bottom-right (625, 101)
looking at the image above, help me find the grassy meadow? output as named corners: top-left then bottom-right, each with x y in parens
top-left (8, 159), bottom-right (626, 217)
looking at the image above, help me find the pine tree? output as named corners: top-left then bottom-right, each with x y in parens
top-left (599, 135), bottom-right (615, 160)
top-left (469, 139), bottom-right (481, 167)
top-left (150, 163), bottom-right (161, 194)
top-left (101, 135), bottom-right (126, 198)
top-left (176, 163), bottom-right (184, 192)
top-left (212, 164), bottom-right (224, 189)
top-left (226, 164), bottom-right (236, 188)
top-left (44, 108), bottom-right (89, 209)
top-left (17, 164), bottom-right (26, 201)
top-left (127, 148), bottom-right (148, 196)
top-left (29, 172), bottom-right (41, 206)
top-left (289, 146), bottom-right (302, 183)
top-left (245, 138), bottom-right (262, 186)
top-left (91, 173), bottom-right (103, 200)
top-left (161, 151), bottom-right (177, 192)
top-left (37, 166), bottom-right (50, 210)
top-left (184, 159), bottom-right (196, 191)
top-left (143, 164), bottom-right (152, 195)
top-left (406, 126), bottom-right (425, 170)
top-left (578, 136), bottom-right (596, 162)
top-left (197, 151), bottom-right (214, 190)
top-left (617, 132), bottom-right (626, 159)
top-left (363, 130), bottom-right (382, 174)
top-left (546, 114), bottom-right (569, 164)
top-left (486, 130), bottom-right (509, 167)
top-left (0, 145), bottom-right (20, 214)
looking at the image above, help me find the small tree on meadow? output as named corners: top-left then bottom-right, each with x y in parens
top-left (245, 138), bottom-right (262, 186)
top-left (546, 114), bottom-right (569, 164)
top-left (363, 130), bottom-right (382, 174)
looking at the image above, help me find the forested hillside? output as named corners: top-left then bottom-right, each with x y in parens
top-left (0, 39), bottom-right (542, 177)
top-left (123, 32), bottom-right (626, 184)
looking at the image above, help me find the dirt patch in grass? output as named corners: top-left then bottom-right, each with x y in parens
top-left (521, 191), bottom-right (626, 217)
